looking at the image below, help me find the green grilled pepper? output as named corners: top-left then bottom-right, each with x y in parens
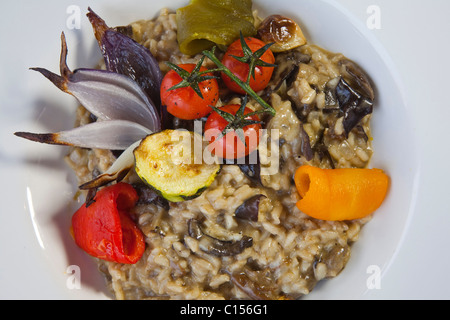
top-left (176, 0), bottom-right (257, 55)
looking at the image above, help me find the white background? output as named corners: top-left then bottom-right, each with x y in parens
top-left (336, 0), bottom-right (450, 299)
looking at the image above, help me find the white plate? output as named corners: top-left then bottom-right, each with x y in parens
top-left (1, 0), bottom-right (449, 299)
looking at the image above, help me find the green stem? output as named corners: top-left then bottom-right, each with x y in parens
top-left (197, 68), bottom-right (223, 75)
top-left (243, 109), bottom-right (267, 118)
top-left (202, 48), bottom-right (276, 117)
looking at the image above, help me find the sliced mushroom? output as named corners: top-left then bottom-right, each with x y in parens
top-left (257, 14), bottom-right (307, 52)
top-left (324, 76), bottom-right (373, 137)
top-left (271, 50), bottom-right (311, 92)
top-left (339, 59), bottom-right (375, 101)
top-left (324, 76), bottom-right (341, 107)
top-left (313, 142), bottom-right (335, 169)
top-left (335, 78), bottom-right (373, 136)
top-left (234, 194), bottom-right (266, 222)
top-left (187, 219), bottom-right (253, 256)
top-left (237, 150), bottom-right (262, 185)
top-left (300, 123), bottom-right (314, 161)
top-left (311, 130), bottom-right (335, 169)
top-left (132, 183), bottom-right (170, 210)
top-left (354, 125), bottom-right (369, 143)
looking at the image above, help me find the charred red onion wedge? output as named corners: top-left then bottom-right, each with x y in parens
top-left (15, 120), bottom-right (151, 150)
top-left (79, 140), bottom-right (142, 191)
top-left (87, 8), bottom-right (163, 107)
top-left (15, 31), bottom-right (162, 191)
top-left (16, 32), bottom-right (159, 149)
top-left (30, 32), bottom-right (161, 131)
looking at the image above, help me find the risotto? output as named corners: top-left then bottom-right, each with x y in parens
top-left (63, 8), bottom-right (377, 300)
top-left (14, 0), bottom-right (389, 300)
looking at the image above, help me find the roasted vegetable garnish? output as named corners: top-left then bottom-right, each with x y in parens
top-left (134, 130), bottom-right (221, 202)
top-left (257, 14), bottom-right (307, 52)
top-left (220, 34), bottom-right (276, 94)
top-left (71, 183), bottom-right (145, 264)
top-left (176, 0), bottom-right (256, 55)
top-left (161, 58), bottom-right (219, 120)
top-left (28, 33), bottom-right (161, 133)
top-left (294, 165), bottom-right (389, 221)
top-left (87, 8), bottom-right (163, 107)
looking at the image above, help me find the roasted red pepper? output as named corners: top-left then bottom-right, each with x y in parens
top-left (71, 182), bottom-right (145, 264)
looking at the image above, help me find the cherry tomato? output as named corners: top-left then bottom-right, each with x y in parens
top-left (221, 37), bottom-right (275, 94)
top-left (204, 104), bottom-right (262, 159)
top-left (160, 64), bottom-right (219, 120)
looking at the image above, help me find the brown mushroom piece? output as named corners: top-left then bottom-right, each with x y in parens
top-left (237, 150), bottom-right (262, 186)
top-left (234, 194), bottom-right (266, 222)
top-left (187, 219), bottom-right (253, 256)
top-left (263, 49), bottom-right (311, 100)
top-left (339, 59), bottom-right (375, 101)
top-left (324, 72), bottom-right (374, 137)
top-left (132, 182), bottom-right (170, 210)
top-left (257, 14), bottom-right (307, 52)
top-left (336, 77), bottom-right (374, 136)
top-left (300, 123), bottom-right (314, 161)
top-left (311, 129), bottom-right (336, 169)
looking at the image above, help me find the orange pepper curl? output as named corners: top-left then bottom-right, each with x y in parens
top-left (294, 165), bottom-right (389, 221)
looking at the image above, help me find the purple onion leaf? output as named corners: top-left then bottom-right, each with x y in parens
top-left (15, 120), bottom-right (151, 150)
top-left (87, 7), bottom-right (163, 108)
top-left (30, 32), bottom-right (161, 132)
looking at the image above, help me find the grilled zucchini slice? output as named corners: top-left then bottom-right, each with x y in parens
top-left (134, 130), bottom-right (220, 202)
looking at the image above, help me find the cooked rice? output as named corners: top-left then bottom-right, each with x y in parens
top-left (65, 8), bottom-right (374, 300)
